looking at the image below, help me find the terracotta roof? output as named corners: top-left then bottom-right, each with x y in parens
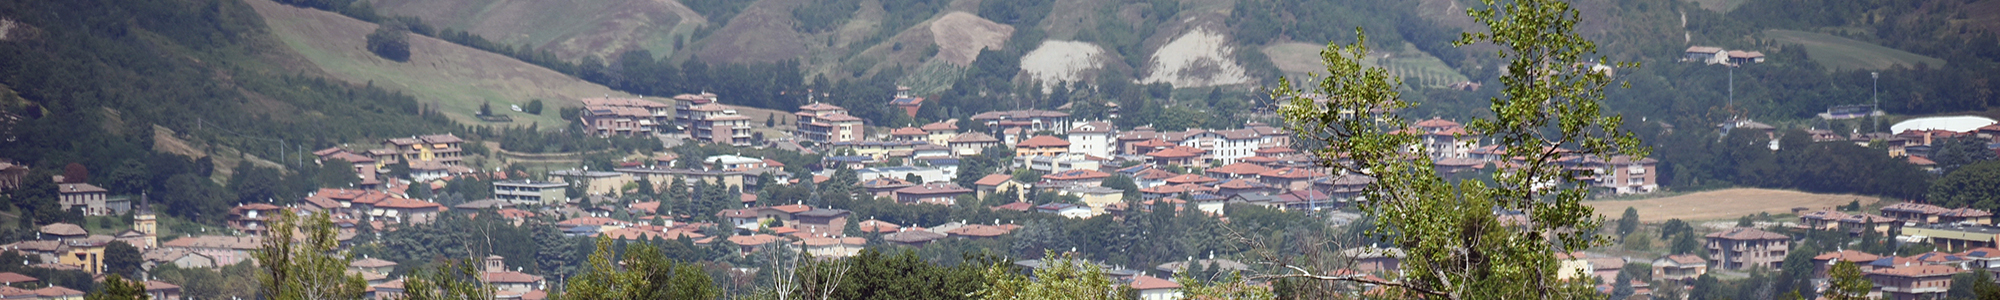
top-left (1129, 275), bottom-right (1181, 290)
top-left (1661, 254), bottom-right (1708, 265)
top-left (1883, 203), bottom-right (1950, 214)
top-left (1868, 264), bottom-right (1963, 277)
top-left (142, 280), bottom-right (179, 291)
top-left (351, 257), bottom-right (398, 268)
top-left (921, 121), bottom-right (958, 132)
top-left (1254, 147), bottom-right (1296, 155)
top-left (0, 272), bottom-right (35, 284)
top-left (556, 217), bottom-right (625, 227)
top-left (39, 223), bottom-right (85, 236)
top-left (1686, 46), bottom-right (1723, 53)
top-left (946, 224), bottom-right (1013, 237)
top-left (1258, 167), bottom-right (1327, 179)
top-left (1016, 136), bottom-right (1071, 148)
top-left (1215, 179), bottom-right (1268, 190)
top-left (771, 204), bottom-right (812, 214)
top-left (483, 271), bottom-right (544, 283)
top-left (1206, 163), bottom-right (1272, 176)
top-left (1909, 155), bottom-right (1937, 165)
top-left (33, 286), bottom-right (81, 297)
top-left (727, 234), bottom-right (782, 246)
top-left (0, 286), bottom-right (32, 297)
top-left (1147, 147), bottom-right (1204, 158)
top-left (798, 102), bottom-right (845, 111)
top-left (991, 202), bottom-right (1032, 211)
top-left (162, 235), bottom-right (262, 250)
top-left (1133, 168), bottom-right (1178, 180)
top-left (974, 174), bottom-right (1014, 187)
top-left (949, 132), bottom-right (1000, 143)
top-left (890, 127), bottom-right (926, 136)
top-left (857, 220), bottom-right (901, 233)
top-left (894, 183), bottom-right (972, 195)
top-left (1043, 169), bottom-right (1110, 181)
top-left (1960, 247), bottom-right (2000, 258)
top-left (969, 110), bottom-right (1070, 120)
top-left (1943, 208), bottom-right (1993, 218)
top-left (1705, 227), bottom-right (1788, 240)
top-left (820, 113), bottom-right (863, 122)
top-left (373, 197), bottom-right (442, 209)
top-left (1163, 174), bottom-right (1219, 185)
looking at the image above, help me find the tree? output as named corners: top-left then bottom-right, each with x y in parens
top-left (1929, 161), bottom-right (2000, 211)
top-left (975, 251), bottom-right (1119, 300)
top-left (366, 21), bottom-right (412, 62)
top-left (1947, 269), bottom-right (1999, 300)
top-left (1931, 137), bottom-right (1995, 175)
top-left (62, 163), bottom-right (88, 183)
top-left (255, 211), bottom-right (366, 300)
top-left (1671, 233), bottom-right (1700, 255)
top-left (315, 159), bottom-right (359, 188)
top-left (1823, 260), bottom-right (1872, 300)
top-left (525, 99), bottom-right (545, 115)
top-left (1617, 207), bottom-right (1640, 238)
top-left (86, 274), bottom-right (148, 300)
top-left (1265, 0), bottom-right (1642, 295)
top-left (1661, 219), bottom-right (1691, 239)
top-left (399, 258), bottom-right (494, 300)
top-left (1737, 215), bottom-right (1754, 227)
top-left (479, 102), bottom-right (494, 117)
top-left (103, 241), bottom-right (142, 277)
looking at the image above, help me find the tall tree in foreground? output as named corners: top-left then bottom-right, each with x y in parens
top-left (255, 211), bottom-right (367, 300)
top-left (1268, 0), bottom-right (1643, 297)
top-left (85, 274), bottom-right (148, 300)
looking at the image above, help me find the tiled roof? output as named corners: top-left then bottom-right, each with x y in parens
top-left (0, 272), bottom-right (35, 284)
top-left (1867, 264), bottom-right (1963, 277)
top-left (974, 174), bottom-right (1014, 186)
top-left (1206, 163), bottom-right (1272, 176)
top-left (857, 220), bottom-right (901, 233)
top-left (921, 121), bottom-right (958, 132)
top-left (1129, 275), bottom-right (1181, 290)
top-left (949, 132), bottom-right (1000, 143)
top-left (1163, 174), bottom-right (1219, 185)
top-left (374, 197), bottom-right (442, 209)
top-left (895, 183), bottom-right (971, 195)
top-left (890, 127), bottom-right (926, 136)
top-left (483, 271), bottom-right (545, 283)
top-left (1883, 203), bottom-right (1950, 214)
top-left (39, 223), bottom-right (84, 236)
top-left (728, 234), bottom-right (782, 246)
top-left (33, 286), bottom-right (81, 297)
top-left (1960, 247), bottom-right (2000, 258)
top-left (991, 202), bottom-right (1033, 211)
top-left (1661, 254), bottom-right (1708, 265)
top-left (946, 224), bottom-right (1013, 237)
top-left (969, 110), bottom-right (1070, 120)
top-left (1043, 169), bottom-right (1110, 181)
top-left (351, 257), bottom-right (398, 268)
top-left (883, 230), bottom-right (946, 243)
top-left (1147, 147), bottom-right (1203, 158)
top-left (1415, 117), bottom-right (1461, 128)
top-left (1686, 46), bottom-right (1723, 53)
top-left (770, 204), bottom-right (812, 214)
top-left (1016, 136), bottom-right (1070, 148)
top-left (161, 236), bottom-right (262, 250)
top-left (798, 102), bottom-right (845, 111)
top-left (1258, 167), bottom-right (1327, 179)
top-left (1705, 227), bottom-right (1788, 240)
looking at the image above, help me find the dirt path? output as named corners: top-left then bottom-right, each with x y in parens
top-left (1585, 188), bottom-right (1878, 222)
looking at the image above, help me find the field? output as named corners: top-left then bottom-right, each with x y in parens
top-left (248, 0), bottom-right (630, 127)
top-left (1262, 42), bottom-right (1468, 88)
top-left (1687, 0), bottom-right (1749, 12)
top-left (366, 0), bottom-right (705, 61)
top-left (1585, 188), bottom-right (1879, 222)
top-left (1763, 29), bottom-right (1946, 71)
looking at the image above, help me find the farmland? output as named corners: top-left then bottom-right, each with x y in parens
top-left (1585, 188), bottom-right (1879, 222)
top-left (1764, 29), bottom-right (1946, 71)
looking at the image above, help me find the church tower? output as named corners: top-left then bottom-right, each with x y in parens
top-left (134, 192), bottom-right (157, 248)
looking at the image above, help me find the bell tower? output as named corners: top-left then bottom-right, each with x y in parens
top-left (134, 192), bottom-right (158, 248)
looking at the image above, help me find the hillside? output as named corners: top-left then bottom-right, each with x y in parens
top-left (247, 0), bottom-right (633, 126)
top-left (366, 0), bottom-right (707, 61)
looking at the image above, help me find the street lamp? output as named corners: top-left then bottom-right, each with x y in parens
top-left (1872, 72), bottom-right (1879, 133)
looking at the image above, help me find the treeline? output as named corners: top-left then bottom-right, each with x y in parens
top-left (1645, 125), bottom-right (1929, 199)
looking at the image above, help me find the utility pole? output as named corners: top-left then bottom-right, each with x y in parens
top-left (1872, 72), bottom-right (1880, 133)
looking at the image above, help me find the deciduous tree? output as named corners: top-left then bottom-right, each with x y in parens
top-left (255, 211), bottom-right (366, 300)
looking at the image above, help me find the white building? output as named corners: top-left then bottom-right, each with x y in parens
top-left (1067, 121), bottom-right (1115, 158)
top-left (1180, 129), bottom-right (1260, 164)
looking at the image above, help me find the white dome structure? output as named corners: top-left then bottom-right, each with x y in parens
top-left (1890, 116), bottom-right (1997, 134)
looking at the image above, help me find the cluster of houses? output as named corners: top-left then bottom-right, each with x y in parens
top-left (1683, 46), bottom-right (1766, 66)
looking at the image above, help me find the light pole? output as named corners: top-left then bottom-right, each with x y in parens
top-left (1872, 72), bottom-right (1880, 133)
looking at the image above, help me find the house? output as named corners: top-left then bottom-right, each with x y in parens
top-left (140, 249), bottom-right (213, 271)
top-left (1652, 254), bottom-right (1708, 283)
top-left (1867, 265), bottom-right (1961, 300)
top-left (796, 103), bottom-right (865, 143)
top-left (1561, 155), bottom-right (1659, 194)
top-left (1068, 122), bottom-right (1115, 158)
top-left (1061, 186), bottom-right (1124, 214)
top-left (1146, 146), bottom-right (1206, 166)
top-left (1017, 153), bottom-right (1103, 174)
top-left (1015, 136), bottom-right (1071, 157)
top-left (1814, 250), bottom-right (1881, 279)
top-left (893, 183), bottom-right (973, 205)
top-left (726, 234), bottom-right (782, 254)
top-left (1800, 210), bottom-right (1899, 235)
top-left (1413, 117), bottom-right (1480, 159)
top-left (350, 257), bottom-right (398, 275)
top-left (0, 160), bottom-right (26, 193)
top-left (546, 169), bottom-right (630, 197)
top-left (226, 203), bottom-right (282, 235)
top-left (493, 179), bottom-right (568, 205)
top-left (481, 256), bottom-right (546, 293)
top-left (921, 121), bottom-right (959, 145)
top-left (671, 93), bottom-right (718, 129)
top-left (1257, 167), bottom-right (1326, 193)
top-left (159, 236), bottom-right (261, 266)
top-left (378, 134), bottom-right (467, 168)
top-left (1129, 275), bottom-right (1182, 300)
top-left (1705, 227), bottom-right (1789, 269)
top-left (1033, 203), bottom-right (1093, 218)
top-left (34, 286), bottom-right (81, 300)
top-left (888, 127), bottom-right (927, 142)
top-left (970, 110), bottom-right (1072, 135)
top-left (883, 230), bottom-right (947, 247)
top-left (1180, 129), bottom-right (1262, 164)
top-left (1685, 46), bottom-right (1724, 63)
top-left (944, 224), bottom-right (1016, 239)
top-left (862, 177), bottom-right (916, 198)
top-left (792, 208), bottom-right (851, 237)
top-left (891, 87), bottom-right (924, 117)
top-left (371, 197), bottom-right (444, 224)
top-left (973, 174), bottom-right (1027, 201)
top-left (948, 132), bottom-right (1001, 156)
top-left (55, 183), bottom-right (109, 216)
top-left (578, 97), bottom-right (672, 136)
top-left (142, 281), bottom-right (181, 300)
top-left (1727, 50), bottom-right (1765, 64)
top-left (1337, 247), bottom-right (1404, 273)
top-left (686, 104), bottom-right (753, 146)
top-left (1205, 162), bottom-right (1272, 179)
top-left (1041, 169), bottom-right (1110, 187)
top-left (799, 237), bottom-right (868, 258)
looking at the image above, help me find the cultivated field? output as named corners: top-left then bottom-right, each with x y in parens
top-left (1585, 188), bottom-right (1879, 222)
top-left (1262, 42), bottom-right (1467, 88)
top-left (248, 0), bottom-right (629, 127)
top-left (1764, 29), bottom-right (1945, 71)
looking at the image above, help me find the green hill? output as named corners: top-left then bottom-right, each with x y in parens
top-left (366, 0), bottom-right (707, 62)
top-left (249, 0), bottom-right (633, 126)
top-left (1764, 29), bottom-right (1946, 71)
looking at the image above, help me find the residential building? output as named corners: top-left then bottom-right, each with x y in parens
top-left (1337, 247), bottom-right (1404, 273)
top-left (1652, 254), bottom-right (1708, 283)
top-left (1727, 50), bottom-right (1765, 64)
top-left (226, 203), bottom-right (282, 235)
top-left (1129, 275), bottom-right (1182, 300)
top-left (969, 110), bottom-right (1071, 135)
top-left (948, 132), bottom-right (1001, 156)
top-left (1868, 265), bottom-right (1961, 300)
top-left (670, 93), bottom-right (718, 129)
top-left (1034, 203), bottom-right (1093, 218)
top-left (579, 97), bottom-right (672, 136)
top-left (1705, 227), bottom-right (1790, 269)
top-left (1181, 129), bottom-right (1261, 164)
top-left (1015, 135), bottom-right (1070, 157)
top-left (1017, 154), bottom-right (1102, 173)
top-left (379, 134), bottom-right (466, 167)
top-left (1800, 210), bottom-right (1899, 235)
top-left (889, 127), bottom-right (927, 142)
top-left (687, 104), bottom-right (753, 146)
top-left (481, 256), bottom-right (546, 293)
top-left (921, 121), bottom-right (959, 145)
top-left (159, 236), bottom-right (260, 266)
top-left (371, 197), bottom-right (443, 224)
top-left (1068, 121), bottom-right (1114, 158)
top-left (1814, 250), bottom-right (1881, 279)
top-left (890, 87), bottom-right (924, 117)
top-left (142, 281), bottom-right (181, 300)
top-left (1562, 155), bottom-right (1659, 194)
top-left (1413, 118), bottom-right (1480, 159)
top-left (1685, 46), bottom-right (1724, 63)
top-left (1257, 167), bottom-right (1327, 193)
top-left (493, 179), bottom-right (568, 205)
top-left (973, 174), bottom-right (1028, 202)
top-left (55, 183), bottom-right (108, 216)
top-left (547, 169), bottom-right (630, 196)
top-left (796, 103), bottom-right (864, 143)
top-left (1061, 186), bottom-right (1124, 215)
top-left (893, 183), bottom-right (972, 205)
top-left (0, 160), bottom-right (26, 193)
top-left (1901, 224), bottom-right (2000, 252)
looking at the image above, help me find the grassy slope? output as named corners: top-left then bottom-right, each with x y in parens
top-left (1763, 29), bottom-right (1946, 71)
top-left (688, 0), bottom-right (810, 64)
top-left (247, 0), bottom-right (631, 127)
top-left (1263, 42), bottom-right (1467, 88)
top-left (366, 0), bottom-right (704, 61)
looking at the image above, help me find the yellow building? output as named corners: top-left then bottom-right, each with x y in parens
top-left (57, 237), bottom-right (111, 274)
top-left (1014, 136), bottom-right (1071, 157)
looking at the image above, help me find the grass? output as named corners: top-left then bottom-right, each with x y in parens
top-left (1261, 42), bottom-right (1468, 88)
top-left (1763, 29), bottom-right (1946, 71)
top-left (366, 0), bottom-right (702, 61)
top-left (1687, 0), bottom-right (1750, 12)
top-left (249, 0), bottom-right (630, 128)
top-left (1583, 188), bottom-right (1878, 222)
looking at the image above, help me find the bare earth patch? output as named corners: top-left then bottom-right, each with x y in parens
top-left (1585, 188), bottom-right (1878, 222)
top-left (1020, 40), bottom-right (1105, 90)
top-left (929, 12), bottom-right (1014, 66)
top-left (1140, 27), bottom-right (1249, 88)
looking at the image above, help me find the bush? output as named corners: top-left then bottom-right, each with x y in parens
top-left (366, 22), bottom-right (411, 62)
top-left (525, 99), bottom-right (544, 115)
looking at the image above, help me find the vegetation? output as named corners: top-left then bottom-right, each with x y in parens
top-left (85, 274), bottom-right (149, 300)
top-left (367, 20), bottom-right (413, 62)
top-left (255, 211), bottom-right (366, 299)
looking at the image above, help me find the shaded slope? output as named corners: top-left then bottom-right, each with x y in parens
top-left (366, 0), bottom-right (706, 61)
